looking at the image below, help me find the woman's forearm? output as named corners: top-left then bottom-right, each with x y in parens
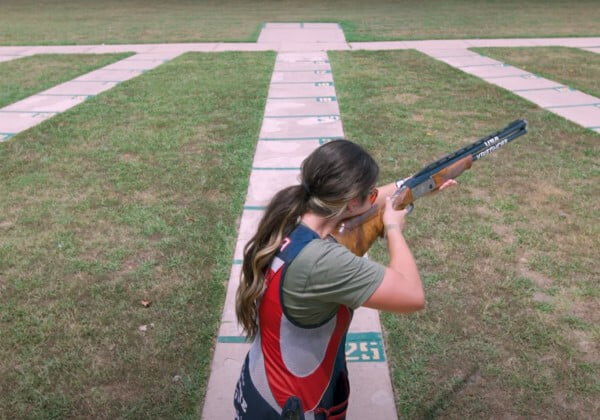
top-left (385, 226), bottom-right (422, 291)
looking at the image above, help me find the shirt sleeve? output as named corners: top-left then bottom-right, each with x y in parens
top-left (306, 240), bottom-right (386, 309)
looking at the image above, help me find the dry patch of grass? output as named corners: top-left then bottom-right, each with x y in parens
top-left (331, 49), bottom-right (599, 418)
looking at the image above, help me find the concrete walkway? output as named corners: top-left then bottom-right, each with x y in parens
top-left (416, 47), bottom-right (600, 133)
top-left (1, 36), bottom-right (599, 142)
top-left (0, 25), bottom-right (598, 418)
top-left (0, 52), bottom-right (182, 141)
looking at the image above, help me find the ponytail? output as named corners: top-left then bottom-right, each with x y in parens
top-left (236, 185), bottom-right (308, 340)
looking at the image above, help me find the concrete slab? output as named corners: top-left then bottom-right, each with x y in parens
top-left (259, 29), bottom-right (346, 43)
top-left (183, 44), bottom-right (219, 52)
top-left (0, 47), bottom-right (30, 55)
top-left (253, 139), bottom-right (321, 167)
top-left (101, 59), bottom-right (166, 71)
top-left (218, 264), bottom-right (245, 337)
top-left (84, 44), bottom-right (154, 54)
top-left (462, 64), bottom-right (529, 78)
top-left (465, 38), bottom-right (540, 47)
top-left (260, 116), bottom-right (343, 138)
top-left (274, 62), bottom-right (331, 71)
top-left (349, 42), bottom-right (411, 51)
top-left (73, 69), bottom-right (143, 82)
top-left (347, 362), bottom-right (398, 420)
top-left (350, 307), bottom-right (383, 333)
top-left (406, 39), bottom-right (472, 49)
top-left (201, 342), bottom-right (250, 420)
top-left (517, 88), bottom-right (599, 108)
top-left (3, 95), bottom-right (87, 113)
top-left (39, 81), bottom-right (117, 96)
top-left (0, 56), bottom-right (23, 63)
top-left (0, 112), bottom-right (55, 133)
top-left (439, 55), bottom-right (503, 67)
top-left (271, 70), bottom-right (333, 83)
top-left (302, 23), bottom-right (341, 29)
top-left (264, 98), bottom-right (339, 117)
top-left (532, 37), bottom-right (600, 47)
top-left (17, 46), bottom-right (94, 54)
top-left (278, 42), bottom-right (350, 52)
top-left (277, 52), bottom-right (329, 62)
top-left (268, 83), bottom-right (337, 98)
top-left (487, 75), bottom-right (565, 91)
top-left (551, 105), bottom-right (600, 128)
top-left (129, 52), bottom-right (184, 60)
top-left (244, 169), bottom-right (301, 207)
top-left (416, 48), bottom-right (481, 59)
top-left (214, 43), bottom-right (276, 52)
top-left (264, 23), bottom-right (302, 29)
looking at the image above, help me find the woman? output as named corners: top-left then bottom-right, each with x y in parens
top-left (234, 140), bottom-right (455, 419)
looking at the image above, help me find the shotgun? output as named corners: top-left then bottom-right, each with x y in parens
top-left (333, 119), bottom-right (528, 256)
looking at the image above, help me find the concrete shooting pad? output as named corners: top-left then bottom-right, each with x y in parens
top-left (268, 82), bottom-right (337, 98)
top-left (3, 95), bottom-right (87, 113)
top-left (264, 98), bottom-right (340, 117)
top-left (260, 115), bottom-right (343, 138)
top-left (516, 88), bottom-right (599, 108)
top-left (252, 140), bottom-right (321, 167)
top-left (489, 75), bottom-right (565, 91)
top-left (271, 70), bottom-right (333, 83)
top-left (0, 111), bottom-right (55, 133)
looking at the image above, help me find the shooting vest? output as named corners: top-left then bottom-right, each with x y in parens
top-left (234, 224), bottom-right (352, 420)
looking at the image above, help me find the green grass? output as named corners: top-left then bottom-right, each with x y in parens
top-left (330, 50), bottom-right (599, 418)
top-left (0, 51), bottom-right (274, 417)
top-left (474, 47), bottom-right (600, 98)
top-left (1, 0), bottom-right (599, 45)
top-left (0, 54), bottom-right (131, 108)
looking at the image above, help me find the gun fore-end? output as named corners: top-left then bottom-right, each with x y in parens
top-left (431, 155), bottom-right (473, 187)
top-left (332, 207), bottom-right (384, 256)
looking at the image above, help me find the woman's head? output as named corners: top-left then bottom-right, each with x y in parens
top-left (300, 139), bottom-right (379, 219)
top-left (236, 139), bottom-right (379, 339)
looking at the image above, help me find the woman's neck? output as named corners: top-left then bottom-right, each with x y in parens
top-left (300, 212), bottom-right (340, 239)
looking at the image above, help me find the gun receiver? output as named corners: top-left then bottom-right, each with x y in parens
top-left (333, 119), bottom-right (528, 256)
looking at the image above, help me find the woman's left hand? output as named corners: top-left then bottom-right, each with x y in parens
top-left (438, 179), bottom-right (458, 191)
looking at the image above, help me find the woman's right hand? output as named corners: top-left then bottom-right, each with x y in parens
top-left (382, 196), bottom-right (410, 233)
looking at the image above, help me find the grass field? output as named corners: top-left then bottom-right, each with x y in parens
top-left (0, 54), bottom-right (131, 108)
top-left (0, 51), bottom-right (274, 417)
top-left (1, 0), bottom-right (600, 45)
top-left (474, 47), bottom-right (600, 99)
top-left (330, 50), bottom-right (599, 418)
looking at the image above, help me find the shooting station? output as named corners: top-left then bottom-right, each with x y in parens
top-left (0, 1), bottom-right (598, 418)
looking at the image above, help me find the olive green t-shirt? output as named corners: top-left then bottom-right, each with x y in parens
top-left (282, 236), bottom-right (386, 326)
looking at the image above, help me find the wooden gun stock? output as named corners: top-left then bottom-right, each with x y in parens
top-left (332, 120), bottom-right (527, 256)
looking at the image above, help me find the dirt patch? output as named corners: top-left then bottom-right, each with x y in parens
top-left (567, 330), bottom-right (598, 364)
top-left (533, 292), bottom-right (554, 304)
top-left (116, 251), bottom-right (156, 277)
top-left (0, 220), bottom-right (14, 230)
top-left (120, 153), bottom-right (139, 163)
top-left (97, 382), bottom-right (139, 403)
top-left (492, 223), bottom-right (516, 243)
top-left (518, 254), bottom-right (553, 287)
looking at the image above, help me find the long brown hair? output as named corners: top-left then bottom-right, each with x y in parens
top-left (235, 140), bottom-right (379, 339)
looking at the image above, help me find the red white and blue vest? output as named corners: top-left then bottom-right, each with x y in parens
top-left (234, 224), bottom-right (352, 420)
